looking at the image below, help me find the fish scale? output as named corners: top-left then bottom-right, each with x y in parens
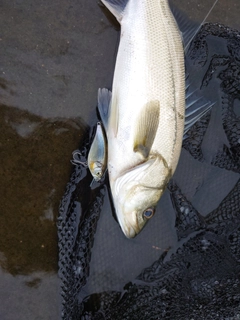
top-left (100, 0), bottom-right (185, 238)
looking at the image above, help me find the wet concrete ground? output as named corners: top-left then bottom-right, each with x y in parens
top-left (0, 0), bottom-right (239, 319)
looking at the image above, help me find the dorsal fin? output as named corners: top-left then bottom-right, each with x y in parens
top-left (183, 74), bottom-right (215, 138)
top-left (169, 0), bottom-right (219, 51)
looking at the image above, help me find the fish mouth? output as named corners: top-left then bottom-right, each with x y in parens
top-left (122, 225), bottom-right (138, 239)
top-left (117, 211), bottom-right (141, 239)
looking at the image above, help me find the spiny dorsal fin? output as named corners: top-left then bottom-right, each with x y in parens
top-left (183, 74), bottom-right (215, 138)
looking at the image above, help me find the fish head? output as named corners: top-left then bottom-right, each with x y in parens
top-left (112, 156), bottom-right (170, 238)
top-left (115, 184), bottom-right (164, 238)
top-left (89, 161), bottom-right (104, 181)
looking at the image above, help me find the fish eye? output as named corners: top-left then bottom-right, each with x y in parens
top-left (143, 208), bottom-right (155, 220)
top-left (95, 170), bottom-right (102, 177)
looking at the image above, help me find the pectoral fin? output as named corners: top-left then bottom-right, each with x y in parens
top-left (133, 100), bottom-right (160, 159)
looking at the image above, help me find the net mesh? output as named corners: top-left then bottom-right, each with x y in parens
top-left (58, 23), bottom-right (240, 319)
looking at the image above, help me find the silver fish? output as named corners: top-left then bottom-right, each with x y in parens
top-left (98, 0), bottom-right (184, 238)
top-left (98, 0), bottom-right (217, 238)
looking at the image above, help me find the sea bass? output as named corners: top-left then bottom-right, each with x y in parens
top-left (98, 0), bottom-right (185, 238)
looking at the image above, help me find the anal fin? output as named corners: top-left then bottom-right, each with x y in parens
top-left (101, 0), bottom-right (129, 22)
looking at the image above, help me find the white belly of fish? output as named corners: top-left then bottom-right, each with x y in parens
top-left (107, 0), bottom-right (185, 181)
